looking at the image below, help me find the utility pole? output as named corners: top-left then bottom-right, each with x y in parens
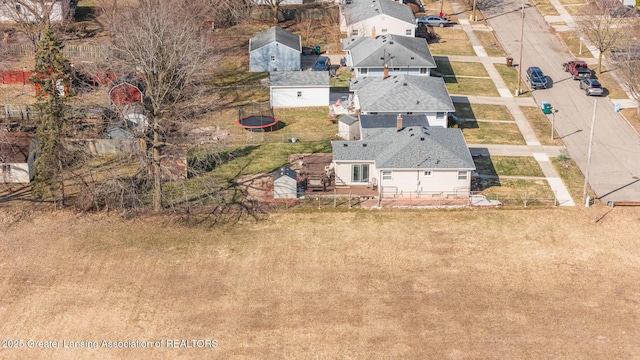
top-left (516, 0), bottom-right (525, 96)
top-left (583, 99), bottom-right (597, 201)
top-left (472, 0), bottom-right (478, 22)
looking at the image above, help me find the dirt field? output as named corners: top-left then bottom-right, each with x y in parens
top-left (1, 207), bottom-right (640, 359)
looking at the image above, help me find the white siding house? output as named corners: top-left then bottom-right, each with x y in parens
top-left (250, 27), bottom-right (302, 72)
top-left (0, 132), bottom-right (36, 184)
top-left (342, 35), bottom-right (436, 78)
top-left (340, 0), bottom-right (415, 38)
top-left (0, 0), bottom-right (74, 22)
top-left (350, 74), bottom-right (454, 128)
top-left (270, 71), bottom-right (330, 108)
top-left (332, 125), bottom-right (475, 198)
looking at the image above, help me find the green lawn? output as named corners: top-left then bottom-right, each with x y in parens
top-left (474, 156), bottom-right (544, 177)
top-left (436, 60), bottom-right (489, 76)
top-left (482, 178), bottom-right (556, 206)
top-left (453, 102), bottom-right (514, 120)
top-left (552, 155), bottom-right (590, 202)
top-left (556, 31), bottom-right (594, 58)
top-left (474, 31), bottom-right (506, 57)
top-left (460, 121), bottom-right (526, 145)
top-left (520, 106), bottom-right (563, 146)
top-left (446, 78), bottom-right (499, 97)
top-left (428, 29), bottom-right (476, 56)
top-left (494, 64), bottom-right (531, 97)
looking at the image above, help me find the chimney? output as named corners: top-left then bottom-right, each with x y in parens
top-left (371, 27), bottom-right (376, 39)
top-left (396, 113), bottom-right (403, 131)
top-left (383, 64), bottom-right (389, 79)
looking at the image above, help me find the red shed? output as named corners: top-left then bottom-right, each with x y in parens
top-left (108, 74), bottom-right (145, 106)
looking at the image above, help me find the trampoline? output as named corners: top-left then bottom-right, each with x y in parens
top-left (237, 102), bottom-right (278, 131)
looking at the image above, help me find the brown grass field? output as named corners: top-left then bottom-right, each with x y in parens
top-left (2, 207), bottom-right (640, 359)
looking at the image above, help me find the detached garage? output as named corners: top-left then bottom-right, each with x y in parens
top-left (270, 71), bottom-right (330, 109)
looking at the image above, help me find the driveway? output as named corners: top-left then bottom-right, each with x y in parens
top-left (483, 1), bottom-right (640, 202)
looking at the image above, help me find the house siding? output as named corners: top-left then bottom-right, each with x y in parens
top-left (378, 169), bottom-right (471, 197)
top-left (271, 87), bottom-right (330, 108)
top-left (250, 43), bottom-right (301, 72)
top-left (342, 15), bottom-right (414, 38)
top-left (274, 177), bottom-right (298, 199)
top-left (338, 121), bottom-right (359, 140)
top-left (0, 0), bottom-right (71, 22)
top-left (356, 67), bottom-right (430, 78)
top-left (334, 161), bottom-right (378, 186)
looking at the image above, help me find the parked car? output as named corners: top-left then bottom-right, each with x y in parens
top-left (312, 56), bottom-right (331, 71)
top-left (526, 66), bottom-right (548, 89)
top-left (563, 60), bottom-right (592, 80)
top-left (416, 15), bottom-right (449, 27)
top-left (580, 78), bottom-right (604, 96)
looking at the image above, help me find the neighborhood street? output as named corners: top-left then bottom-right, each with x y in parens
top-left (483, 0), bottom-right (640, 202)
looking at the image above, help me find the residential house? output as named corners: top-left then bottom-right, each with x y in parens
top-left (349, 74), bottom-right (454, 128)
top-left (270, 71), bottom-right (329, 108)
top-left (250, 26), bottom-right (302, 72)
top-left (340, 0), bottom-right (415, 38)
top-left (342, 34), bottom-right (436, 77)
top-left (331, 122), bottom-right (475, 198)
top-left (0, 132), bottom-right (36, 184)
top-left (0, 0), bottom-right (75, 22)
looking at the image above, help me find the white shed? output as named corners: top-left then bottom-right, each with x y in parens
top-left (273, 166), bottom-right (298, 199)
top-left (338, 115), bottom-right (359, 140)
top-left (249, 27), bottom-right (302, 72)
top-left (0, 132), bottom-right (36, 184)
top-left (270, 71), bottom-right (330, 108)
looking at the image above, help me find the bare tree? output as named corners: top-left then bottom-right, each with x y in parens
top-left (260, 0), bottom-right (285, 24)
top-left (0, 0), bottom-right (71, 48)
top-left (577, 0), bottom-right (631, 74)
top-left (99, 0), bottom-right (217, 211)
top-left (611, 23), bottom-right (640, 115)
top-left (205, 0), bottom-right (254, 28)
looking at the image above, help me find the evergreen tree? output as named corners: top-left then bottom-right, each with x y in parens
top-left (30, 24), bottom-right (71, 207)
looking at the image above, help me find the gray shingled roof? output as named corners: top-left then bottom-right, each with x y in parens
top-left (360, 114), bottom-right (429, 139)
top-left (339, 115), bottom-right (359, 125)
top-left (350, 75), bottom-right (454, 113)
top-left (270, 71), bottom-right (329, 87)
top-left (342, 0), bottom-right (415, 25)
top-left (342, 35), bottom-right (435, 68)
top-left (273, 166), bottom-right (297, 181)
top-left (332, 126), bottom-right (475, 170)
top-left (250, 26), bottom-right (301, 53)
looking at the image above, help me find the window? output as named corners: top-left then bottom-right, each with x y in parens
top-left (419, 68), bottom-right (428, 74)
top-left (382, 171), bottom-right (392, 181)
top-left (351, 29), bottom-right (359, 36)
top-left (297, 91), bottom-right (302, 98)
top-left (351, 164), bottom-right (370, 183)
top-left (381, 28), bottom-right (388, 33)
top-left (406, 29), bottom-right (412, 36)
top-left (424, 171), bottom-right (432, 177)
top-left (458, 171), bottom-right (468, 180)
top-left (392, 67), bottom-right (400, 71)
top-left (436, 112), bottom-right (445, 119)
top-left (15, 4), bottom-right (21, 11)
top-left (270, 55), bottom-right (276, 62)
top-left (1, 164), bottom-right (10, 174)
top-left (360, 68), bottom-right (368, 75)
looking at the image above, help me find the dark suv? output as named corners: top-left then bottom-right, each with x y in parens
top-left (580, 78), bottom-right (604, 96)
top-left (526, 66), bottom-right (548, 89)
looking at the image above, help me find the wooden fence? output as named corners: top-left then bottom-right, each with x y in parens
top-left (4, 44), bottom-right (108, 59)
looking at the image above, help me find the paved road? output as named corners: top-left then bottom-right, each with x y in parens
top-left (483, 0), bottom-right (640, 202)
